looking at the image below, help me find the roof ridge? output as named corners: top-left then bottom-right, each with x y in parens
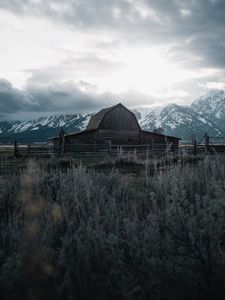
top-left (86, 103), bottom-right (122, 130)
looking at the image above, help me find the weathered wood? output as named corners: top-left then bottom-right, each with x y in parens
top-left (193, 139), bottom-right (197, 156)
top-left (51, 104), bottom-right (180, 150)
top-left (14, 140), bottom-right (18, 158)
top-left (204, 132), bottom-right (209, 151)
top-left (99, 104), bottom-right (140, 130)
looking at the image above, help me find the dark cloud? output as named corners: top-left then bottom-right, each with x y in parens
top-left (1, 0), bottom-right (225, 69)
top-left (0, 78), bottom-right (176, 120)
top-left (188, 37), bottom-right (225, 68)
top-left (131, 0), bottom-right (225, 69)
top-left (25, 81), bottom-right (102, 112)
top-left (0, 0), bottom-right (225, 116)
top-left (0, 79), bottom-right (117, 120)
top-left (0, 0), bottom-right (134, 27)
top-left (0, 79), bottom-right (28, 113)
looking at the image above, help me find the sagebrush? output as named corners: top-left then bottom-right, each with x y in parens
top-left (1, 156), bottom-right (225, 300)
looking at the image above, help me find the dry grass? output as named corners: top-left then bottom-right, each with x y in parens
top-left (0, 155), bottom-right (225, 300)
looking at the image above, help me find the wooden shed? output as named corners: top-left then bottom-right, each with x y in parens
top-left (52, 103), bottom-right (180, 149)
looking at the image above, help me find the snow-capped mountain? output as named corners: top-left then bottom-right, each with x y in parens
top-left (191, 90), bottom-right (225, 132)
top-left (133, 106), bottom-right (157, 122)
top-left (0, 113), bottom-right (92, 143)
top-left (1, 90), bottom-right (225, 143)
top-left (140, 90), bottom-right (225, 141)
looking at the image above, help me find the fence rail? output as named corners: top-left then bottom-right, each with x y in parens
top-left (1, 139), bottom-right (225, 162)
top-left (0, 142), bottom-right (178, 160)
top-left (180, 143), bottom-right (225, 154)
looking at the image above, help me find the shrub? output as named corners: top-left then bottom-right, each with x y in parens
top-left (0, 156), bottom-right (225, 299)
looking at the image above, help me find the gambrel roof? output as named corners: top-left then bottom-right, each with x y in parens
top-left (86, 103), bottom-right (141, 130)
top-left (49, 103), bottom-right (180, 141)
top-left (86, 106), bottom-right (114, 130)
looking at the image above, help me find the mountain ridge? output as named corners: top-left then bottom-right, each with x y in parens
top-left (1, 90), bottom-right (225, 143)
top-left (0, 113), bottom-right (92, 143)
top-left (140, 90), bottom-right (225, 141)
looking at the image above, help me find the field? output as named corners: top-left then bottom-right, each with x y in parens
top-left (1, 154), bottom-right (225, 300)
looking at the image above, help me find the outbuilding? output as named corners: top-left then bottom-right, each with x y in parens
top-left (52, 103), bottom-right (180, 150)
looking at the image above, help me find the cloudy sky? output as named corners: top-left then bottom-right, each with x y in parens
top-left (0, 0), bottom-right (225, 120)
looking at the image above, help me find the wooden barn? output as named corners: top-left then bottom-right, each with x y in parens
top-left (52, 103), bottom-right (180, 150)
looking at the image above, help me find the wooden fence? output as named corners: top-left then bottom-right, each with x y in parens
top-left (63, 143), bottom-right (178, 159)
top-left (1, 137), bottom-right (225, 163)
top-left (0, 142), bottom-right (178, 161)
top-left (180, 143), bottom-right (225, 155)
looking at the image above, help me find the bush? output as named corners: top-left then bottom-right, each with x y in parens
top-left (0, 156), bottom-right (225, 299)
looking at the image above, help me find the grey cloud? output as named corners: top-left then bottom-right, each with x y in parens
top-left (0, 78), bottom-right (182, 121)
top-left (188, 37), bottom-right (225, 68)
top-left (144, 0), bottom-right (225, 68)
top-left (26, 54), bottom-right (124, 86)
top-left (2, 72), bottom-right (222, 121)
top-left (0, 79), bottom-right (121, 120)
top-left (25, 82), bottom-right (102, 112)
top-left (1, 0), bottom-right (225, 111)
top-left (0, 0), bottom-right (134, 27)
top-left (0, 79), bottom-right (29, 113)
top-left (2, 0), bottom-right (224, 35)
top-left (1, 0), bottom-right (225, 70)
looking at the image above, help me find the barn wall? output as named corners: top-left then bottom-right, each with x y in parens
top-left (53, 139), bottom-right (59, 146)
top-left (65, 131), bottom-right (97, 144)
top-left (142, 131), bottom-right (166, 144)
top-left (53, 130), bottom-right (179, 147)
top-left (142, 131), bottom-right (179, 149)
top-left (167, 136), bottom-right (179, 148)
top-left (99, 106), bottom-right (140, 130)
top-left (97, 129), bottom-right (141, 144)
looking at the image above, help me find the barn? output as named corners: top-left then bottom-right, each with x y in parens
top-left (52, 103), bottom-right (180, 150)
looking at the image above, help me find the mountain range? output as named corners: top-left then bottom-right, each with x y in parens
top-left (0, 90), bottom-right (225, 143)
top-left (0, 114), bottom-right (92, 144)
top-left (139, 90), bottom-right (225, 142)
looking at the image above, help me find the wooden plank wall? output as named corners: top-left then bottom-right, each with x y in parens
top-left (100, 105), bottom-right (140, 130)
top-left (0, 143), bottom-right (179, 161)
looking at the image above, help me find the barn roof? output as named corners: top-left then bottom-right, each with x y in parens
top-left (142, 130), bottom-right (181, 140)
top-left (49, 103), bottom-right (180, 141)
top-left (48, 128), bottom-right (96, 140)
top-left (86, 103), bottom-right (139, 130)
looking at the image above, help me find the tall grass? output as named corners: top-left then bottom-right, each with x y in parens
top-left (1, 156), bottom-right (225, 300)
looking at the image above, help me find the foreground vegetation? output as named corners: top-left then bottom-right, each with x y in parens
top-left (1, 156), bottom-right (225, 300)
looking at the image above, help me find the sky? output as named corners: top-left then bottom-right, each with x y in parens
top-left (0, 0), bottom-right (225, 120)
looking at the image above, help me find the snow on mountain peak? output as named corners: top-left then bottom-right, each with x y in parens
top-left (0, 113), bottom-right (92, 143)
top-left (193, 90), bottom-right (225, 106)
top-left (1, 89), bottom-right (225, 143)
top-left (191, 90), bottom-right (225, 120)
top-left (140, 91), bottom-right (225, 139)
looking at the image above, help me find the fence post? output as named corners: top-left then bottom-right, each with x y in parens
top-left (117, 145), bottom-right (123, 159)
top-left (152, 140), bottom-right (155, 154)
top-left (120, 145), bottom-right (123, 157)
top-left (146, 145), bottom-right (149, 162)
top-left (14, 140), bottom-right (18, 158)
top-left (28, 143), bottom-right (31, 157)
top-left (62, 135), bottom-right (65, 156)
top-left (193, 139), bottom-right (197, 156)
top-left (59, 128), bottom-right (65, 157)
top-left (108, 140), bottom-right (112, 156)
top-left (204, 132), bottom-right (209, 152)
top-left (166, 142), bottom-right (169, 155)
